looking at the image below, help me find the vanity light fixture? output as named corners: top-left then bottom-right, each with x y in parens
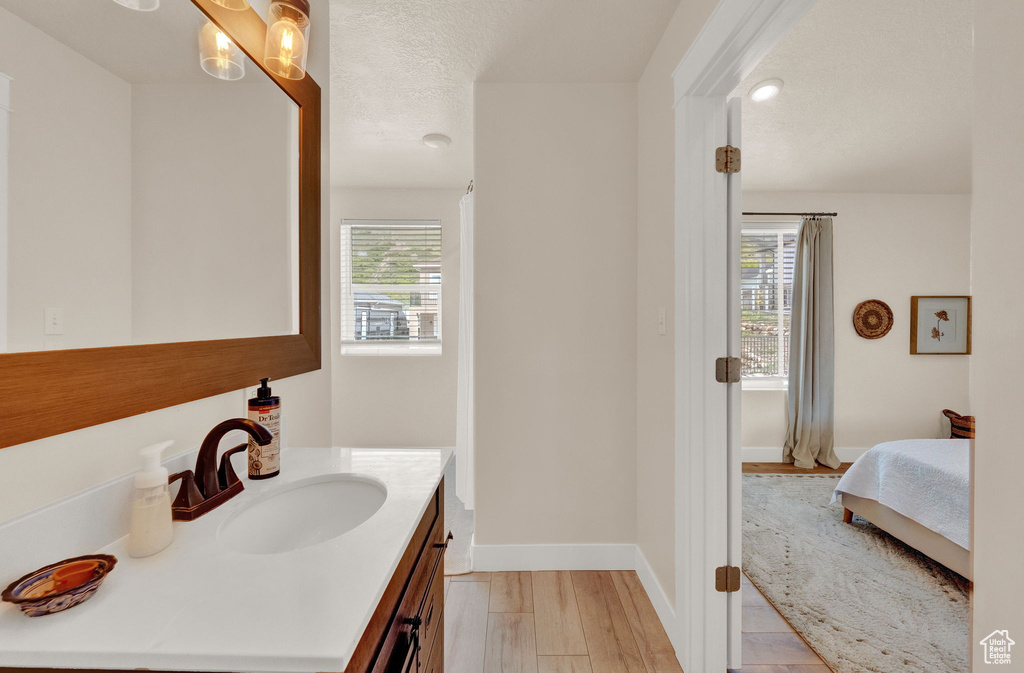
top-left (111, 0), bottom-right (159, 11)
top-left (422, 134), bottom-right (452, 149)
top-left (209, 0), bottom-right (250, 8)
top-left (750, 78), bottom-right (784, 102)
top-left (199, 21), bottom-right (245, 81)
top-left (264, 0), bottom-right (311, 81)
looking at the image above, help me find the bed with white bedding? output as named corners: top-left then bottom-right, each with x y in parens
top-left (833, 438), bottom-right (971, 579)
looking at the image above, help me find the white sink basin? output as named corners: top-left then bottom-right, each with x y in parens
top-left (218, 475), bottom-right (387, 555)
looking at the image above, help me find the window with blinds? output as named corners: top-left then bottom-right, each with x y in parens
top-left (340, 221), bottom-right (442, 353)
top-left (741, 226), bottom-right (797, 381)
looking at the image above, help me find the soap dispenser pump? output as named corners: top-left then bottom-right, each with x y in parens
top-left (128, 440), bottom-right (174, 558)
top-left (247, 378), bottom-right (281, 479)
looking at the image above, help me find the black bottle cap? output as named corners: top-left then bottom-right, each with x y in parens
top-left (256, 378), bottom-right (272, 400)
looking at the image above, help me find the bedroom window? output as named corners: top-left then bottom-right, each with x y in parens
top-left (340, 220), bottom-right (442, 355)
top-left (741, 224), bottom-right (798, 388)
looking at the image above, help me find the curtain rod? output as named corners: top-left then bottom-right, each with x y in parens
top-left (742, 211), bottom-right (837, 217)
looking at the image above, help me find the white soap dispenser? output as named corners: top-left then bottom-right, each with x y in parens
top-left (128, 440), bottom-right (175, 558)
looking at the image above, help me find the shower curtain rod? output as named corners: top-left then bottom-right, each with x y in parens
top-left (742, 211), bottom-right (837, 217)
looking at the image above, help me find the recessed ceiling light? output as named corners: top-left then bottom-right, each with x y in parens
top-left (422, 134), bottom-right (452, 149)
top-left (750, 78), bottom-right (783, 102)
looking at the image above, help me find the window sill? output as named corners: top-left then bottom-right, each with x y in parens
top-left (341, 342), bottom-right (442, 356)
top-left (742, 379), bottom-right (788, 391)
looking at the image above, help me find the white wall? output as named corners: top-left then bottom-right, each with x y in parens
top-left (0, 74), bottom-right (9, 353)
top-left (474, 82), bottom-right (638, 546)
top-left (131, 82), bottom-right (297, 344)
top-left (971, 1), bottom-right (1024, 664)
top-left (635, 0), bottom-right (720, 609)
top-left (0, 6), bottom-right (132, 352)
top-left (741, 192), bottom-right (972, 457)
top-left (0, 0), bottom-right (333, 524)
top-left (329, 187), bottom-right (462, 448)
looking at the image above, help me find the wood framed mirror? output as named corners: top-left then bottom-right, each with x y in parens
top-left (0, 0), bottom-right (321, 449)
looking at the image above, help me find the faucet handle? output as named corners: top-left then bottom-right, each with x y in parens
top-left (218, 444), bottom-right (247, 491)
top-left (169, 470), bottom-right (204, 511)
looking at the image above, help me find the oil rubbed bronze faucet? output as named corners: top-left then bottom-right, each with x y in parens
top-left (168, 418), bottom-right (273, 521)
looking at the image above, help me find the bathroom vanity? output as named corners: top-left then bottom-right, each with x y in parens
top-left (0, 448), bottom-right (451, 673)
top-left (347, 473), bottom-right (448, 673)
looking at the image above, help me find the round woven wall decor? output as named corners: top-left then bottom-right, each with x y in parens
top-left (853, 299), bottom-right (894, 339)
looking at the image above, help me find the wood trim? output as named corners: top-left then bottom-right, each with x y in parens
top-left (909, 295), bottom-right (972, 355)
top-left (0, 1), bottom-right (321, 449)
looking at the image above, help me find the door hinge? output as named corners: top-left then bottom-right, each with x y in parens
top-left (715, 145), bottom-right (741, 173)
top-left (715, 565), bottom-right (742, 593)
top-left (715, 356), bottom-right (741, 383)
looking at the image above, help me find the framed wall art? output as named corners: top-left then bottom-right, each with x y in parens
top-left (910, 296), bottom-right (972, 355)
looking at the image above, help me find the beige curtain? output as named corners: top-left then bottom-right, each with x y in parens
top-left (783, 217), bottom-right (839, 469)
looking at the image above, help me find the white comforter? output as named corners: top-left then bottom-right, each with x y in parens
top-left (832, 438), bottom-right (970, 550)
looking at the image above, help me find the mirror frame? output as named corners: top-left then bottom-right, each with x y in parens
top-left (1, 0), bottom-right (321, 449)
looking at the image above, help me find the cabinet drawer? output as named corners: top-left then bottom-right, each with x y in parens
top-left (420, 622), bottom-right (444, 673)
top-left (370, 521), bottom-right (439, 673)
top-left (417, 543), bottom-right (446, 658)
top-left (348, 484), bottom-right (441, 673)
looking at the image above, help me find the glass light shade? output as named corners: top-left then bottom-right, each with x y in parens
top-left (209, 0), bottom-right (250, 9)
top-left (199, 21), bottom-right (245, 81)
top-left (112, 0), bottom-right (160, 10)
top-left (264, 0), bottom-right (310, 81)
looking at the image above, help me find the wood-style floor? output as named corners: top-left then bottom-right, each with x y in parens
top-left (743, 462), bottom-right (852, 475)
top-left (441, 465), bottom-right (841, 673)
top-left (736, 572), bottom-right (831, 672)
top-left (443, 570), bottom-right (682, 673)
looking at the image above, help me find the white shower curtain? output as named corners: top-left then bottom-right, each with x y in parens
top-left (455, 191), bottom-right (475, 509)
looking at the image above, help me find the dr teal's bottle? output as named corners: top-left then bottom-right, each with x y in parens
top-left (247, 378), bottom-right (281, 479)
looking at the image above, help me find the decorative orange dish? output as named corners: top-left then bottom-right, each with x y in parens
top-left (1, 554), bottom-right (117, 617)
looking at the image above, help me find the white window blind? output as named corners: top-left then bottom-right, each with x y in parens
top-left (741, 226), bottom-right (797, 382)
top-left (341, 221), bottom-right (442, 354)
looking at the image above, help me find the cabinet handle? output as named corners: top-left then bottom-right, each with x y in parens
top-left (433, 531), bottom-right (453, 549)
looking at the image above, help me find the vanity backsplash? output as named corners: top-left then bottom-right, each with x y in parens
top-left (0, 446), bottom-right (202, 583)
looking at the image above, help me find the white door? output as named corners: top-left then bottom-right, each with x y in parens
top-left (725, 96), bottom-right (744, 670)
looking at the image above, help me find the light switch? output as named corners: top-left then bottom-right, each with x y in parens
top-left (658, 307), bottom-right (667, 335)
top-left (44, 308), bottom-right (64, 335)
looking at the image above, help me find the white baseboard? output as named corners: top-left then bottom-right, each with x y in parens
top-left (742, 446), bottom-right (869, 463)
top-left (471, 543), bottom-right (636, 571)
top-left (633, 546), bottom-right (682, 656)
top-left (835, 447), bottom-right (869, 462)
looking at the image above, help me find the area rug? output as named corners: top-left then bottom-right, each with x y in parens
top-left (444, 458), bottom-right (474, 575)
top-left (743, 474), bottom-right (970, 673)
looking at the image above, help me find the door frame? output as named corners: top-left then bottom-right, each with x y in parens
top-left (670, 1), bottom-right (818, 671)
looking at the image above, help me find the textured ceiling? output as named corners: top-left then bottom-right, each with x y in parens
top-left (329, 0), bottom-right (679, 189)
top-left (734, 0), bottom-right (972, 194)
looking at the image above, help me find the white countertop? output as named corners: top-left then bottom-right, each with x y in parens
top-left (0, 447), bottom-right (451, 673)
